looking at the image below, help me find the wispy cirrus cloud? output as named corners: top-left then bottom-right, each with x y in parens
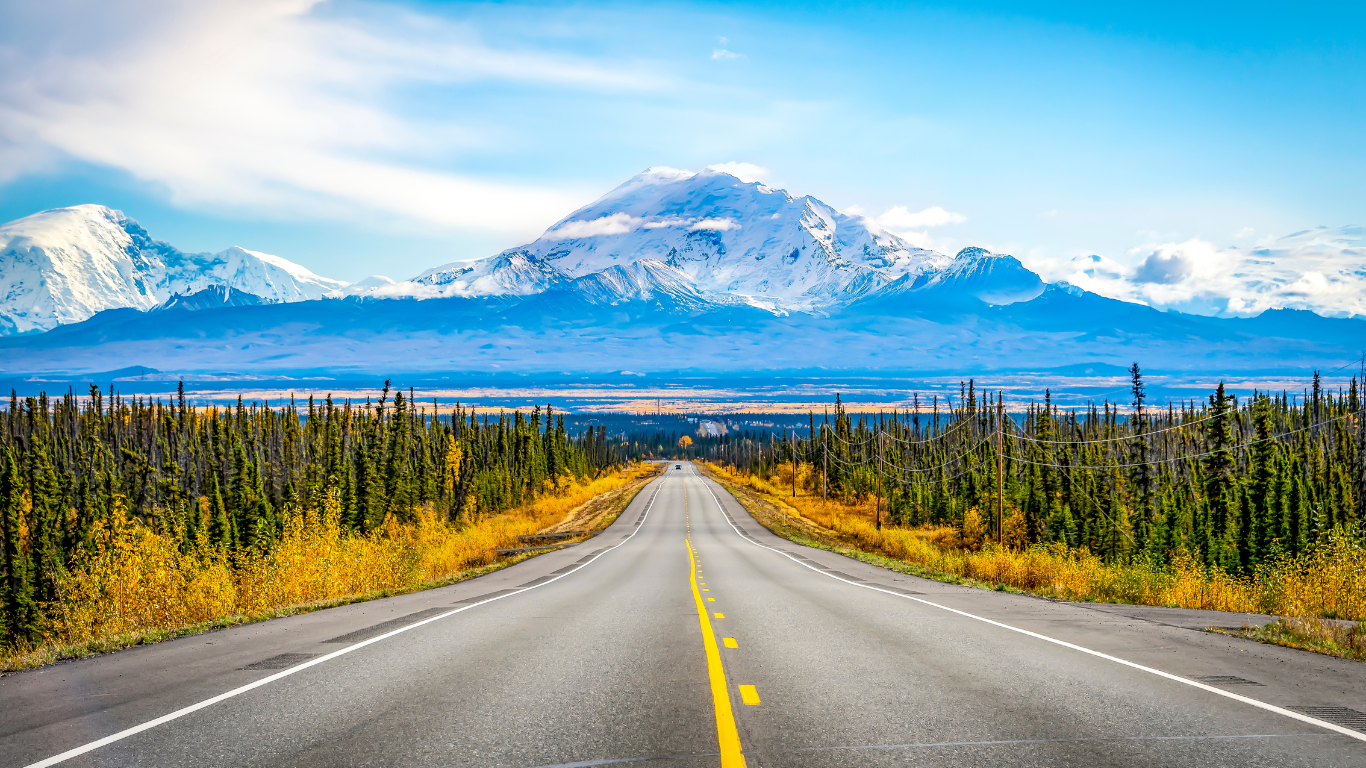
top-left (0, 0), bottom-right (658, 235)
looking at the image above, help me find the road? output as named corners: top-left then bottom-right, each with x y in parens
top-left (4, 464), bottom-right (1366, 767)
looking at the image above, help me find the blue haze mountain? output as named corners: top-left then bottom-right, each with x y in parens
top-left (0, 168), bottom-right (1359, 377)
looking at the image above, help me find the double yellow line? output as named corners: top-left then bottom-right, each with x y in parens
top-left (686, 539), bottom-right (746, 768)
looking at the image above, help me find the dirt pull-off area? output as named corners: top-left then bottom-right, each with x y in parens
top-left (539, 463), bottom-right (665, 535)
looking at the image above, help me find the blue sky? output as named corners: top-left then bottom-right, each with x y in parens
top-left (1, 0), bottom-right (1362, 298)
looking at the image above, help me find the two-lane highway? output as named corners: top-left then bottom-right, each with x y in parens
top-left (4, 464), bottom-right (1366, 767)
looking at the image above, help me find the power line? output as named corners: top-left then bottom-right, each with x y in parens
top-left (1010, 407), bottom-right (1362, 471)
top-left (1012, 407), bottom-right (1227, 445)
top-left (880, 414), bottom-right (977, 446)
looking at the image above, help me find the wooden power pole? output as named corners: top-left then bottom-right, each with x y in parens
top-left (791, 430), bottom-right (797, 498)
top-left (876, 431), bottom-right (884, 531)
top-left (822, 427), bottom-right (828, 500)
top-left (996, 392), bottom-right (1005, 545)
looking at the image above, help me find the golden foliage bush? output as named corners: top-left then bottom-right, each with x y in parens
top-left (33, 465), bottom-right (650, 656)
top-left (710, 462), bottom-right (1366, 620)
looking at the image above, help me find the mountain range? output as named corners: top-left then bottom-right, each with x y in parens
top-left (0, 168), bottom-right (1360, 378)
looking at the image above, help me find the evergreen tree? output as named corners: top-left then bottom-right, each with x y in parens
top-left (1202, 383), bottom-right (1237, 570)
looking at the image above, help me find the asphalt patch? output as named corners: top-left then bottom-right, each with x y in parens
top-left (322, 608), bottom-right (452, 644)
top-left (452, 588), bottom-right (521, 605)
top-left (1191, 675), bottom-right (1263, 686)
top-left (240, 653), bottom-right (320, 670)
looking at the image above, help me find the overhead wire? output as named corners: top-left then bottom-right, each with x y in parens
top-left (724, 394), bottom-right (1363, 496)
top-left (1009, 406), bottom-right (1363, 471)
top-left (1012, 407), bottom-right (1228, 445)
top-left (879, 413), bottom-right (977, 445)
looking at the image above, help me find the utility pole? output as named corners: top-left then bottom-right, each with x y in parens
top-left (822, 427), bottom-right (828, 500)
top-left (996, 391), bottom-right (1005, 545)
top-left (1358, 358), bottom-right (1366, 523)
top-left (877, 431), bottom-right (884, 531)
top-left (791, 429), bottom-right (797, 498)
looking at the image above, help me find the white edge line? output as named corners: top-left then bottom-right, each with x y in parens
top-left (24, 478), bottom-right (671, 768)
top-left (690, 470), bottom-right (1366, 745)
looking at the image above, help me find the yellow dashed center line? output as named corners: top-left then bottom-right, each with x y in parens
top-left (687, 539), bottom-right (745, 768)
top-left (739, 685), bottom-right (761, 706)
top-left (722, 637), bottom-right (738, 649)
top-left (714, 613), bottom-right (725, 619)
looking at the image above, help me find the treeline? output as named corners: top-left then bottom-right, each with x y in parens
top-left (0, 381), bottom-right (614, 647)
top-left (704, 369), bottom-right (1366, 574)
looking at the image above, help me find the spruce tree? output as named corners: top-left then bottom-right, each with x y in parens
top-left (207, 477), bottom-right (231, 549)
top-left (1202, 383), bottom-right (1237, 570)
top-left (0, 448), bottom-right (36, 644)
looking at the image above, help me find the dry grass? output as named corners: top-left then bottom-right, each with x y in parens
top-left (3, 464), bottom-right (657, 672)
top-left (706, 462), bottom-right (1366, 621)
top-left (539, 463), bottom-right (662, 533)
top-left (1215, 617), bottom-right (1366, 661)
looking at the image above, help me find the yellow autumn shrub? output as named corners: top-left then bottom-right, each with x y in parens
top-left (39, 464), bottom-right (652, 654)
top-left (709, 462), bottom-right (1366, 620)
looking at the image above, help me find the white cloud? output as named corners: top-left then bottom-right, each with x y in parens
top-left (711, 49), bottom-right (745, 60)
top-left (1234, 227), bottom-right (1256, 239)
top-left (0, 0), bottom-right (656, 234)
top-left (875, 205), bottom-right (967, 229)
top-left (1034, 226), bottom-right (1366, 317)
top-left (706, 162), bottom-right (769, 183)
top-left (690, 217), bottom-right (739, 231)
top-left (546, 213), bottom-right (639, 239)
top-left (860, 204), bottom-right (966, 252)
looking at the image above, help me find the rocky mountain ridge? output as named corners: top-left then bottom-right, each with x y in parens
top-left (0, 170), bottom-right (1048, 335)
top-left (0, 204), bottom-right (347, 334)
top-left (411, 167), bottom-right (954, 311)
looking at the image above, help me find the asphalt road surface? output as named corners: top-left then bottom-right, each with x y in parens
top-left (5, 464), bottom-right (1366, 767)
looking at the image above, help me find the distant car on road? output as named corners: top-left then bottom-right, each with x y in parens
top-left (675, 464), bottom-right (682, 469)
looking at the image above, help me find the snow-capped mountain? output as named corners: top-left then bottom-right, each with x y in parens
top-left (537, 258), bottom-right (716, 311)
top-left (0, 205), bottom-right (347, 334)
top-left (154, 285), bottom-right (264, 312)
top-left (413, 167), bottom-right (950, 311)
top-left (412, 250), bottom-right (565, 298)
top-left (858, 247), bottom-right (1045, 311)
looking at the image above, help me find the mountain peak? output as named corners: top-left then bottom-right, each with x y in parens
top-left (155, 285), bottom-right (264, 312)
top-left (416, 166), bottom-right (947, 311)
top-left (0, 204), bottom-right (347, 334)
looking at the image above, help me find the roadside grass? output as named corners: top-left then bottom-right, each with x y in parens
top-left (1211, 618), bottom-right (1366, 662)
top-left (2, 464), bottom-right (661, 674)
top-left (704, 462), bottom-right (1366, 662)
top-left (706, 464), bottom-right (1029, 595)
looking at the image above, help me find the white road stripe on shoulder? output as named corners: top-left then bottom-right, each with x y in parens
top-left (23, 476), bottom-right (671, 768)
top-left (691, 472), bottom-right (1366, 744)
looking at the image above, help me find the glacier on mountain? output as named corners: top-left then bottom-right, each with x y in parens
top-left (2, 167), bottom-right (1363, 379)
top-left (0, 170), bottom-right (1062, 336)
top-left (411, 167), bottom-right (951, 311)
top-left (0, 205), bottom-right (348, 334)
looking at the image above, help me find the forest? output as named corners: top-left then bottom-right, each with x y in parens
top-left (4, 368), bottom-right (1363, 658)
top-left (0, 381), bottom-right (620, 653)
top-left (697, 368), bottom-right (1366, 576)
